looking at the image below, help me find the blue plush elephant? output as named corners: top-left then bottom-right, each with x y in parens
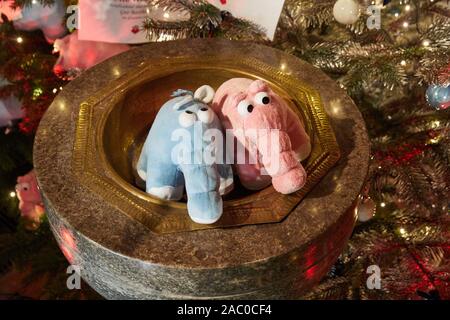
top-left (137, 85), bottom-right (234, 224)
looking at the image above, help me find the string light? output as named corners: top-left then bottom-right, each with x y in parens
top-left (429, 137), bottom-right (439, 144)
top-left (9, 191), bottom-right (16, 198)
top-left (402, 22), bottom-right (409, 28)
top-left (16, 36), bottom-right (23, 43)
top-left (380, 202), bottom-right (386, 207)
top-left (405, 5), bottom-right (411, 11)
top-left (422, 39), bottom-right (430, 47)
top-left (33, 87), bottom-right (43, 98)
top-left (400, 60), bottom-right (406, 66)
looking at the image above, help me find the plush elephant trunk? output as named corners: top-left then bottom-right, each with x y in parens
top-left (250, 129), bottom-right (307, 194)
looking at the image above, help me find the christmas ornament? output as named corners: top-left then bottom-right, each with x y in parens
top-left (426, 84), bottom-right (450, 110)
top-left (333, 0), bottom-right (360, 25)
top-left (0, 0), bottom-right (22, 21)
top-left (0, 77), bottom-right (23, 127)
top-left (0, 95), bottom-right (23, 127)
top-left (53, 31), bottom-right (130, 79)
top-left (356, 196), bottom-right (376, 222)
top-left (16, 170), bottom-right (45, 230)
top-left (212, 78), bottom-right (311, 194)
top-left (137, 86), bottom-right (234, 224)
top-left (13, 0), bottom-right (67, 43)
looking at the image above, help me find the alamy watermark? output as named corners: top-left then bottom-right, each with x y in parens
top-left (366, 265), bottom-right (381, 290)
top-left (66, 4), bottom-right (382, 32)
top-left (66, 265), bottom-right (81, 290)
top-left (366, 5), bottom-right (381, 30)
top-left (170, 125), bottom-right (281, 176)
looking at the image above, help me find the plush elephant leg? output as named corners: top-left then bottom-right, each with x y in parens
top-left (180, 164), bottom-right (222, 224)
top-left (217, 164), bottom-right (234, 195)
top-left (145, 164), bottom-right (184, 201)
top-left (236, 162), bottom-right (272, 191)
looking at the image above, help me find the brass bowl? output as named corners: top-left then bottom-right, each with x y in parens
top-left (73, 56), bottom-right (340, 233)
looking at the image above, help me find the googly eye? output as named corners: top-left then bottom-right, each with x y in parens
top-left (255, 92), bottom-right (270, 105)
top-left (197, 107), bottom-right (214, 124)
top-left (237, 100), bottom-right (254, 117)
top-left (178, 110), bottom-right (197, 127)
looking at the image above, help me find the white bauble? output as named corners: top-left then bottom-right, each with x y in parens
top-left (356, 197), bottom-right (376, 222)
top-left (333, 0), bottom-right (361, 25)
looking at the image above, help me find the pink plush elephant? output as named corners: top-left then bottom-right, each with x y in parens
top-left (53, 31), bottom-right (130, 78)
top-left (212, 78), bottom-right (311, 194)
top-left (16, 170), bottom-right (45, 229)
top-left (12, 0), bottom-right (67, 43)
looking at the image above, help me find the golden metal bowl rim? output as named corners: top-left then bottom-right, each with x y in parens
top-left (72, 55), bottom-right (341, 233)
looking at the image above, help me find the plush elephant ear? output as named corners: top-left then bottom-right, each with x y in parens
top-left (248, 80), bottom-right (270, 94)
top-left (194, 85), bottom-right (215, 104)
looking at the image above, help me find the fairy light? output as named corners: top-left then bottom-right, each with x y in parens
top-left (53, 88), bottom-right (58, 94)
top-left (16, 36), bottom-right (23, 43)
top-left (380, 202), bottom-right (386, 207)
top-left (405, 4), bottom-right (411, 11)
top-left (422, 39), bottom-right (430, 47)
top-left (432, 120), bottom-right (440, 128)
top-left (9, 191), bottom-right (16, 198)
top-left (399, 228), bottom-right (406, 235)
top-left (400, 60), bottom-right (406, 66)
top-left (33, 87), bottom-right (43, 98)
top-left (163, 12), bottom-right (170, 19)
top-left (403, 22), bottom-right (409, 28)
top-left (112, 66), bottom-right (121, 77)
top-left (429, 137), bottom-right (439, 144)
